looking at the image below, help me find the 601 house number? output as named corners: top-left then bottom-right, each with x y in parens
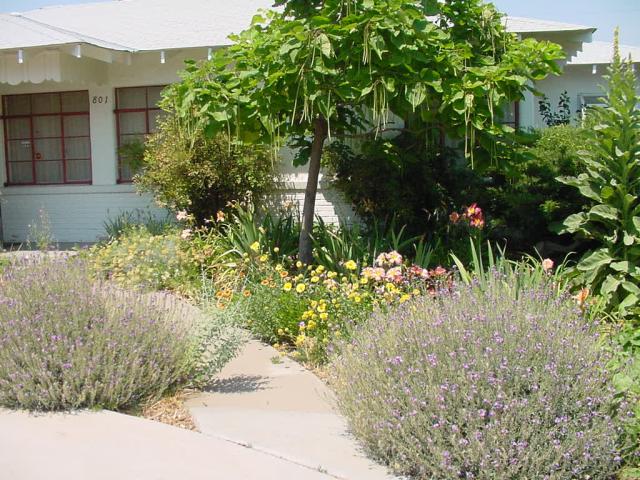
top-left (92, 96), bottom-right (109, 104)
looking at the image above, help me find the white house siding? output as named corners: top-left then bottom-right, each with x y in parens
top-left (0, 49), bottom-right (352, 244)
top-left (519, 64), bottom-right (640, 130)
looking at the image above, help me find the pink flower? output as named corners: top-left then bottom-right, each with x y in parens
top-left (431, 266), bottom-right (447, 277)
top-left (180, 229), bottom-right (192, 240)
top-left (542, 258), bottom-right (554, 272)
top-left (385, 266), bottom-right (403, 283)
top-left (176, 210), bottom-right (188, 221)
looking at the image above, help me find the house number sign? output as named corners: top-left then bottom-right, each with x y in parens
top-left (92, 96), bottom-right (109, 104)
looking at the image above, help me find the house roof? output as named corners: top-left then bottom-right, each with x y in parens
top-left (0, 1), bottom-right (613, 55)
top-left (1, 0), bottom-right (274, 52)
top-left (504, 16), bottom-right (595, 34)
top-left (568, 40), bottom-right (640, 65)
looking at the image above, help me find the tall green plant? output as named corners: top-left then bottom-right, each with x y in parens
top-left (558, 32), bottom-right (640, 318)
top-left (170, 0), bottom-right (563, 263)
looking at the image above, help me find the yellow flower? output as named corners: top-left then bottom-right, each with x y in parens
top-left (399, 294), bottom-right (411, 303)
top-left (344, 260), bottom-right (357, 271)
top-left (311, 276), bottom-right (320, 283)
top-left (412, 288), bottom-right (420, 296)
top-left (283, 282), bottom-right (293, 292)
top-left (274, 247), bottom-right (280, 253)
top-left (259, 254), bottom-right (268, 262)
top-left (275, 264), bottom-right (283, 271)
top-left (277, 328), bottom-right (285, 336)
top-left (307, 320), bottom-right (317, 330)
top-left (317, 303), bottom-right (327, 313)
top-left (319, 312), bottom-right (328, 321)
top-left (250, 241), bottom-right (260, 253)
top-left (295, 334), bottom-right (306, 347)
top-left (311, 300), bottom-right (318, 308)
top-left (296, 261), bottom-right (303, 268)
top-left (296, 283), bottom-right (306, 294)
top-left (316, 265), bottom-right (325, 273)
top-left (327, 271), bottom-right (337, 279)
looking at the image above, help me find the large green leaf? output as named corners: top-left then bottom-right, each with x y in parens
top-left (588, 204), bottom-right (619, 222)
top-left (421, 0), bottom-right (441, 15)
top-left (601, 274), bottom-right (621, 296)
top-left (561, 212), bottom-right (587, 233)
top-left (577, 248), bottom-right (613, 272)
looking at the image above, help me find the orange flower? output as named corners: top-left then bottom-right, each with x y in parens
top-left (574, 287), bottom-right (590, 307)
top-left (449, 212), bottom-right (461, 224)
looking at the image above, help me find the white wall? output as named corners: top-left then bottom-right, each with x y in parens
top-left (0, 48), bottom-right (353, 244)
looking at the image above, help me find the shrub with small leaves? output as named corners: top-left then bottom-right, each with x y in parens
top-left (0, 259), bottom-right (194, 411)
top-left (331, 273), bottom-right (623, 479)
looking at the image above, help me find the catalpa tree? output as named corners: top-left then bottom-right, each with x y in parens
top-left (168, 0), bottom-right (563, 263)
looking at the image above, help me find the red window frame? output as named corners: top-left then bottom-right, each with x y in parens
top-left (2, 91), bottom-right (92, 186)
top-left (114, 85), bottom-right (166, 183)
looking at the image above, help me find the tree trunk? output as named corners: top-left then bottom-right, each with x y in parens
top-left (298, 117), bottom-right (328, 264)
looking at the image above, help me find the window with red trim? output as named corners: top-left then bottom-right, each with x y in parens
top-left (2, 91), bottom-right (91, 185)
top-left (115, 86), bottom-right (166, 182)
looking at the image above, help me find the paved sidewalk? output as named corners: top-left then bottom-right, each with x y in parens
top-left (0, 409), bottom-right (334, 480)
top-left (185, 340), bottom-right (398, 480)
top-left (0, 341), bottom-right (399, 480)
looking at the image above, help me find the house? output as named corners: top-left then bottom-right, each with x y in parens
top-left (0, 0), bottom-right (637, 244)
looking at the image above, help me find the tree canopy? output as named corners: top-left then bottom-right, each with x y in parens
top-left (166, 0), bottom-right (564, 262)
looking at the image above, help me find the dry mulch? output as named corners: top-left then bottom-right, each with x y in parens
top-left (141, 392), bottom-right (198, 432)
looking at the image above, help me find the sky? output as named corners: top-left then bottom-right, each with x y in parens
top-left (1, 0), bottom-right (639, 45)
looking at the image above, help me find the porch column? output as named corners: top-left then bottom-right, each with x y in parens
top-left (88, 85), bottom-right (117, 185)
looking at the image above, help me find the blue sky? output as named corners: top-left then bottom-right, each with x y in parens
top-left (1, 0), bottom-right (639, 45)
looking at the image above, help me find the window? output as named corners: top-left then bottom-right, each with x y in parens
top-left (500, 101), bottom-right (520, 130)
top-left (2, 91), bottom-right (91, 185)
top-left (579, 94), bottom-right (606, 120)
top-left (115, 86), bottom-right (165, 182)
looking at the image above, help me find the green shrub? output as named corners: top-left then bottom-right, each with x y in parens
top-left (0, 259), bottom-right (193, 411)
top-left (558, 37), bottom-right (640, 319)
top-left (89, 227), bottom-right (201, 295)
top-left (135, 112), bottom-right (276, 224)
top-left (331, 275), bottom-right (623, 478)
top-left (187, 277), bottom-right (247, 388)
top-left (479, 125), bottom-right (589, 255)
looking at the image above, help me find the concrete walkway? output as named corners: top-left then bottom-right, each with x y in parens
top-left (185, 340), bottom-right (398, 480)
top-left (0, 341), bottom-right (399, 480)
top-left (0, 409), bottom-right (333, 480)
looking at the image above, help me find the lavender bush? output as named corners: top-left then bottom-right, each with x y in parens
top-left (0, 259), bottom-right (193, 411)
top-left (330, 273), bottom-right (623, 479)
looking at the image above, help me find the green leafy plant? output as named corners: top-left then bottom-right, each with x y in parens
top-left (219, 202), bottom-right (300, 261)
top-left (103, 209), bottom-right (174, 240)
top-left (538, 90), bottom-right (572, 127)
top-left (480, 125), bottom-right (590, 255)
top-left (136, 113), bottom-right (276, 224)
top-left (451, 239), bottom-right (572, 300)
top-left (558, 33), bottom-right (640, 318)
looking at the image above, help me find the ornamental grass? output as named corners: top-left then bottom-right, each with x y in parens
top-left (330, 272), bottom-right (624, 479)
